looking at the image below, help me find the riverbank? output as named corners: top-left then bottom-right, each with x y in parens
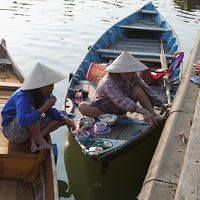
top-left (138, 30), bottom-right (200, 200)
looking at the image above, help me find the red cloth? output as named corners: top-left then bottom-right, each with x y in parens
top-left (140, 68), bottom-right (168, 85)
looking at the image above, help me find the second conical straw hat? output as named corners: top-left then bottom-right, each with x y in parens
top-left (106, 51), bottom-right (148, 73)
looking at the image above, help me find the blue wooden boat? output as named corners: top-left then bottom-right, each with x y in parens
top-left (64, 2), bottom-right (183, 200)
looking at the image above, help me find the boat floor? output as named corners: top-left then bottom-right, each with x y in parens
top-left (67, 80), bottom-right (167, 142)
top-left (0, 180), bottom-right (34, 200)
top-left (109, 38), bottom-right (169, 54)
top-left (128, 16), bottom-right (165, 30)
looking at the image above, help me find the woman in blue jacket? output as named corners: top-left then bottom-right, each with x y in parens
top-left (1, 63), bottom-right (76, 152)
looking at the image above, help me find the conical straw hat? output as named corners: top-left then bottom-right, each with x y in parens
top-left (106, 51), bottom-right (148, 73)
top-left (20, 63), bottom-right (66, 90)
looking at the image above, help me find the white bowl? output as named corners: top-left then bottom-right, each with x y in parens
top-left (76, 130), bottom-right (90, 141)
top-left (98, 114), bottom-right (117, 126)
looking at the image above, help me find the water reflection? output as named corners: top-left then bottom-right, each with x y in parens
top-left (63, 0), bottom-right (75, 20)
top-left (102, 0), bottom-right (123, 8)
top-left (174, 0), bottom-right (200, 11)
top-left (11, 1), bottom-right (32, 17)
top-left (58, 179), bottom-right (72, 198)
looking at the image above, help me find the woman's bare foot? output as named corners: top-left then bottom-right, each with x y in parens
top-left (31, 138), bottom-right (38, 152)
top-left (37, 141), bottom-right (50, 150)
top-left (31, 137), bottom-right (49, 152)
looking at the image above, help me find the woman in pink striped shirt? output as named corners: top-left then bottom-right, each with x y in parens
top-left (79, 51), bottom-right (170, 125)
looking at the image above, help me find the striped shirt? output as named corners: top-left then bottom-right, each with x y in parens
top-left (91, 73), bottom-right (164, 115)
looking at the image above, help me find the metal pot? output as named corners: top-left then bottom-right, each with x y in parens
top-left (79, 117), bottom-right (95, 129)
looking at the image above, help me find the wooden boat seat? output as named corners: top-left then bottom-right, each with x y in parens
top-left (140, 9), bottom-right (158, 15)
top-left (0, 125), bottom-right (39, 179)
top-left (96, 48), bottom-right (174, 60)
top-left (0, 128), bottom-right (39, 180)
top-left (118, 25), bottom-right (166, 32)
top-left (0, 81), bottom-right (22, 89)
top-left (0, 132), bottom-right (37, 159)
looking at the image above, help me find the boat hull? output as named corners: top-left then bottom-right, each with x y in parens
top-left (65, 121), bottom-right (165, 200)
top-left (64, 2), bottom-right (182, 200)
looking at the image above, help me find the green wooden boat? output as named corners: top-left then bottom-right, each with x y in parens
top-left (64, 2), bottom-right (183, 200)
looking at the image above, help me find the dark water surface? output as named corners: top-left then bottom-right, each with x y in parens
top-left (0, 0), bottom-right (199, 199)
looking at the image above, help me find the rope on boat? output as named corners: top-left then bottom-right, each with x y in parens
top-left (168, 109), bottom-right (187, 116)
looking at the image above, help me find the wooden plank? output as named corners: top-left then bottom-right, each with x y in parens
top-left (118, 25), bottom-right (166, 32)
top-left (0, 131), bottom-right (37, 157)
top-left (114, 40), bottom-right (161, 47)
top-left (24, 149), bottom-right (49, 183)
top-left (0, 99), bottom-right (7, 104)
top-left (114, 39), bottom-right (169, 53)
top-left (111, 43), bottom-right (161, 53)
top-left (118, 38), bottom-right (161, 44)
top-left (0, 96), bottom-right (9, 99)
top-left (96, 48), bottom-right (174, 60)
top-left (0, 158), bottom-right (37, 179)
top-left (0, 81), bottom-right (22, 89)
top-left (45, 149), bottom-right (58, 200)
top-left (140, 9), bottom-right (158, 14)
top-left (0, 89), bottom-right (14, 97)
top-left (17, 181), bottom-right (34, 200)
top-left (0, 180), bottom-right (17, 200)
top-left (33, 174), bottom-right (43, 200)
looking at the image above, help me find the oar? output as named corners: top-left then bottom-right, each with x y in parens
top-left (160, 40), bottom-right (171, 104)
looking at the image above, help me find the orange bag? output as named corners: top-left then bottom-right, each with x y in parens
top-left (86, 62), bottom-right (107, 83)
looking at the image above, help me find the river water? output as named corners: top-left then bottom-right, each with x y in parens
top-left (0, 0), bottom-right (199, 199)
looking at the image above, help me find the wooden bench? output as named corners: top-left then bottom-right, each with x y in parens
top-left (0, 81), bottom-right (22, 89)
top-left (140, 9), bottom-right (158, 15)
top-left (117, 25), bottom-right (166, 32)
top-left (96, 48), bottom-right (174, 60)
top-left (0, 131), bottom-right (37, 158)
top-left (0, 131), bottom-right (38, 180)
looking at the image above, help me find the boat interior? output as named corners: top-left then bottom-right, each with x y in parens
top-left (95, 7), bottom-right (177, 64)
top-left (66, 58), bottom-right (169, 158)
top-left (65, 5), bottom-right (181, 158)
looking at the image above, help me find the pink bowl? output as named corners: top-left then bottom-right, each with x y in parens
top-left (94, 121), bottom-right (107, 133)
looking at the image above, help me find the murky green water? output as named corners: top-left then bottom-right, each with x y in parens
top-left (0, 0), bottom-right (199, 199)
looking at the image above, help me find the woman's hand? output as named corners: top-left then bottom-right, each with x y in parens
top-left (39, 95), bottom-right (57, 114)
top-left (62, 117), bottom-right (76, 130)
top-left (160, 103), bottom-right (172, 111)
top-left (142, 110), bottom-right (158, 125)
top-left (136, 107), bottom-right (157, 125)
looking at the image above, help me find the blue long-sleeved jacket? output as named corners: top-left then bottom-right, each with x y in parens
top-left (1, 90), bottom-right (63, 128)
